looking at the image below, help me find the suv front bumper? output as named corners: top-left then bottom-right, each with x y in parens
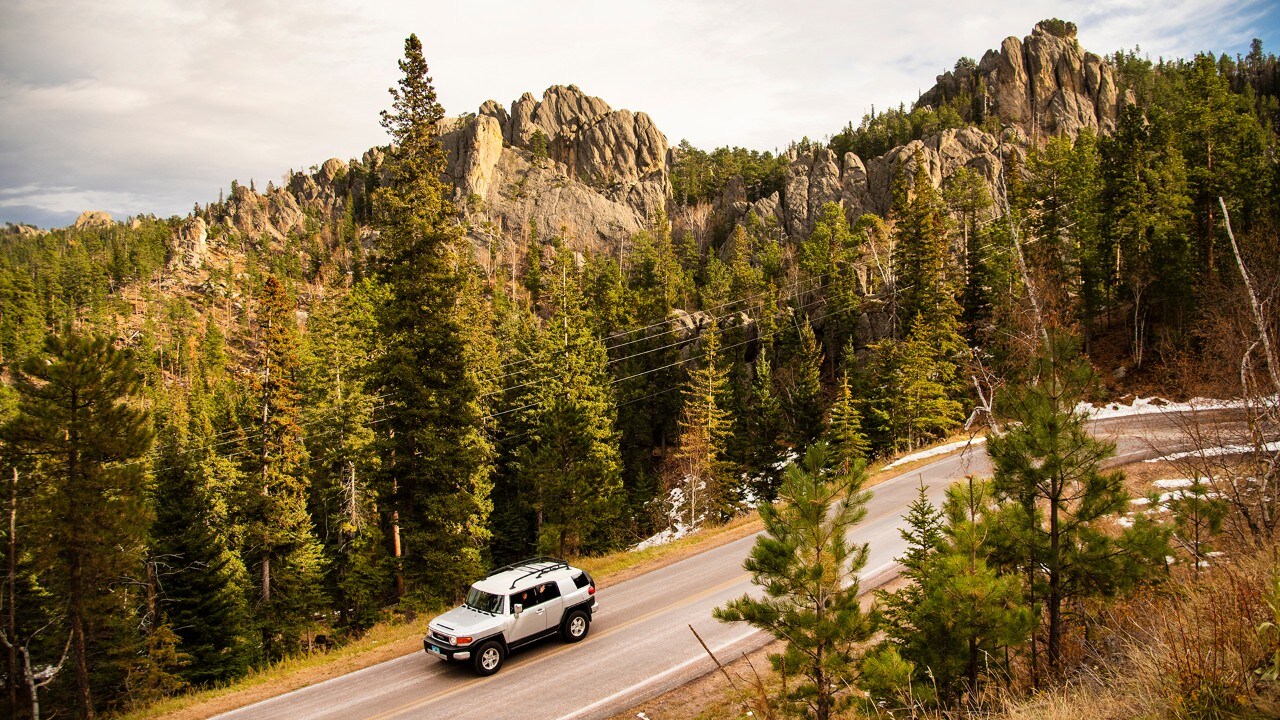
top-left (423, 636), bottom-right (472, 661)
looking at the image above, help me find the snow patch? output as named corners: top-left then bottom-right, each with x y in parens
top-left (1153, 478), bottom-right (1195, 489)
top-left (1076, 395), bottom-right (1271, 420)
top-left (632, 523), bottom-right (694, 552)
top-left (882, 436), bottom-right (986, 470)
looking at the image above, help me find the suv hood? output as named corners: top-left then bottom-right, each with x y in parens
top-left (430, 605), bottom-right (503, 637)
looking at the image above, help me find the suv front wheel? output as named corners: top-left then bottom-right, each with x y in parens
top-left (560, 609), bottom-right (590, 643)
top-left (472, 640), bottom-right (505, 676)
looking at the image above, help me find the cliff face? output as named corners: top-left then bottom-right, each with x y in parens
top-left (440, 85), bottom-right (670, 255)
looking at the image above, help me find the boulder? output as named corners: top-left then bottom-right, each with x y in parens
top-left (74, 210), bottom-right (114, 230)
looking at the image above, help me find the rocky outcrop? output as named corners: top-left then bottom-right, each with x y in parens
top-left (442, 85), bottom-right (671, 255)
top-left (921, 20), bottom-right (1120, 139)
top-left (442, 115), bottom-right (505, 203)
top-left (74, 210), bottom-right (114, 230)
top-left (287, 157), bottom-right (350, 219)
top-left (173, 216), bottom-right (208, 269)
top-left (462, 149), bottom-right (650, 255)
top-left (4, 223), bottom-right (43, 237)
top-left (221, 184), bottom-right (307, 242)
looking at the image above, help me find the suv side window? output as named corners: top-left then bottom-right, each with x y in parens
top-left (571, 571), bottom-right (590, 589)
top-left (511, 588), bottom-right (534, 612)
top-left (534, 581), bottom-right (561, 605)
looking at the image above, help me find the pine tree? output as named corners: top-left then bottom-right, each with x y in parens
top-left (985, 333), bottom-right (1169, 674)
top-left (300, 284), bottom-right (388, 630)
top-left (4, 331), bottom-right (154, 718)
top-left (1100, 107), bottom-right (1192, 367)
top-left (1166, 477), bottom-right (1228, 579)
top-left (866, 316), bottom-right (963, 453)
top-left (735, 354), bottom-right (787, 501)
top-left (515, 251), bottom-right (624, 557)
top-left (671, 319), bottom-right (733, 525)
top-left (371, 34), bottom-right (492, 600)
top-left (942, 167), bottom-right (993, 292)
top-left (784, 319), bottom-right (825, 448)
top-left (715, 442), bottom-right (873, 720)
top-left (248, 276), bottom-right (325, 660)
top-left (894, 154), bottom-right (954, 337)
top-left (870, 479), bottom-right (1031, 706)
top-left (149, 392), bottom-right (252, 687)
top-left (826, 365), bottom-right (871, 472)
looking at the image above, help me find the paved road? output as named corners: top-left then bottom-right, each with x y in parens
top-left (214, 413), bottom-right (1191, 720)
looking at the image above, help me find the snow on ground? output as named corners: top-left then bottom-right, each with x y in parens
top-left (1129, 497), bottom-right (1151, 506)
top-left (1144, 440), bottom-right (1280, 463)
top-left (1153, 478), bottom-right (1195, 488)
top-left (632, 523), bottom-right (693, 552)
top-left (882, 436), bottom-right (987, 471)
top-left (1076, 395), bottom-right (1271, 420)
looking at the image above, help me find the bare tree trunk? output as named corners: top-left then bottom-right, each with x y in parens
top-left (5, 468), bottom-right (17, 714)
top-left (1220, 197), bottom-right (1280, 395)
top-left (997, 166), bottom-right (1049, 347)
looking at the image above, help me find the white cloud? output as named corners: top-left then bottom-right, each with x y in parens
top-left (1, 0), bottom-right (1274, 227)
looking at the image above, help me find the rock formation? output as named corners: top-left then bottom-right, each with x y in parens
top-left (94, 21), bottom-right (1119, 280)
top-left (920, 20), bottom-right (1121, 140)
top-left (172, 216), bottom-right (208, 269)
top-left (736, 125), bottom-right (1022, 239)
top-left (441, 85), bottom-right (670, 255)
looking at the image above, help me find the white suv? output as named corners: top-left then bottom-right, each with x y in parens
top-left (424, 557), bottom-right (598, 675)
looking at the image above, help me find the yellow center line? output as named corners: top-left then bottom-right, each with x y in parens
top-left (364, 571), bottom-right (751, 720)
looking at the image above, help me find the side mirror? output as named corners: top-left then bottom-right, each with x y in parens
top-left (513, 603), bottom-right (523, 616)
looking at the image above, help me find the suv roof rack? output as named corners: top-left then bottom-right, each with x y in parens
top-left (486, 556), bottom-right (570, 589)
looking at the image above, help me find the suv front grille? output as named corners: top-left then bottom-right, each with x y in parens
top-left (430, 630), bottom-right (452, 645)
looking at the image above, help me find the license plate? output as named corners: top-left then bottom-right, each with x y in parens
top-left (428, 644), bottom-right (446, 657)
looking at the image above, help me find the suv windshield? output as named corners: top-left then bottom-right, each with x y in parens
top-left (464, 587), bottom-right (503, 615)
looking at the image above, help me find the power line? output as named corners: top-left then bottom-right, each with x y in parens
top-left (477, 275), bottom-right (830, 397)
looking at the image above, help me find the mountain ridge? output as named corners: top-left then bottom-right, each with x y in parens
top-left (26, 19), bottom-right (1127, 270)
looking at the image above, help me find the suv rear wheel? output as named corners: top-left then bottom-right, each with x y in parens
top-left (560, 609), bottom-right (590, 643)
top-left (472, 640), bottom-right (505, 675)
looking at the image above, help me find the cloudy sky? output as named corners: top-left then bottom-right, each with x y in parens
top-left (2, 0), bottom-right (1277, 228)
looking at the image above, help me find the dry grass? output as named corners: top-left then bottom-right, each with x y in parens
top-left (980, 544), bottom-right (1280, 720)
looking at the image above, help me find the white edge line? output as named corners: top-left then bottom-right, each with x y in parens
top-left (553, 627), bottom-right (759, 720)
top-left (555, 561), bottom-right (898, 720)
top-left (209, 652), bottom-right (427, 719)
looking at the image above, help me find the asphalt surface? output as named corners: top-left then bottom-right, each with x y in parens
top-left (213, 412), bottom-right (1194, 720)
